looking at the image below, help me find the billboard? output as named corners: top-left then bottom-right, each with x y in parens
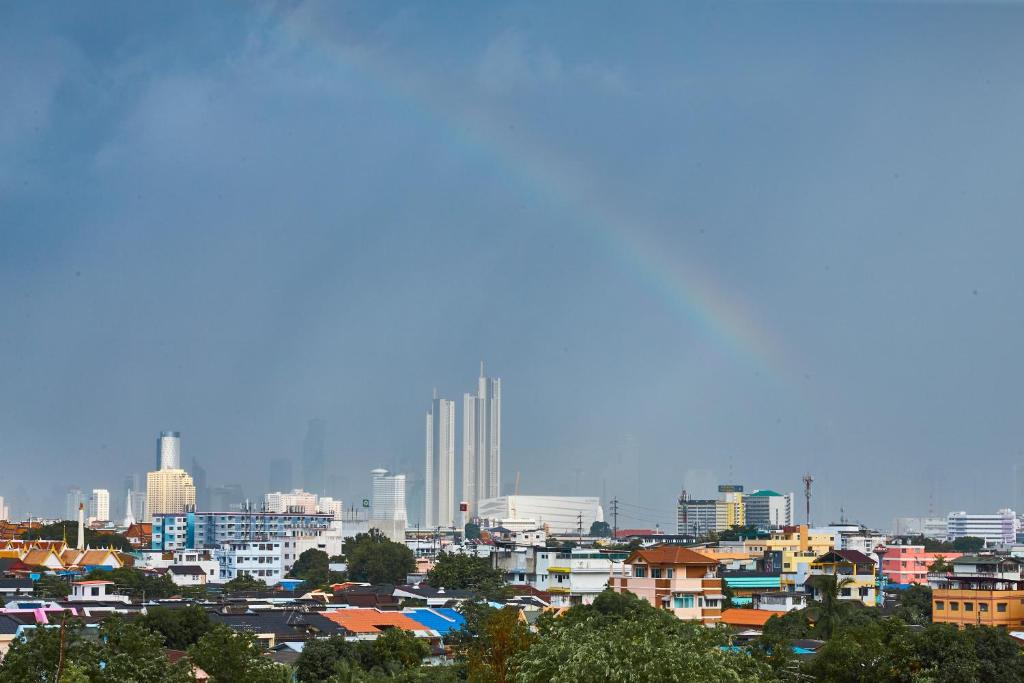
top-left (718, 484), bottom-right (744, 493)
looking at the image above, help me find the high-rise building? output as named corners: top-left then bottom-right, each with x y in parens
top-left (88, 489), bottom-right (110, 523)
top-left (676, 493), bottom-right (719, 537)
top-left (157, 431), bottom-right (181, 470)
top-left (146, 469), bottom-right (196, 521)
top-left (209, 484), bottom-right (246, 512)
top-left (192, 457), bottom-right (209, 510)
top-left (426, 392), bottom-right (456, 528)
top-left (947, 509), bottom-right (1016, 546)
top-left (302, 419), bottom-right (326, 494)
top-left (66, 487), bottom-right (84, 521)
top-left (744, 490), bottom-right (795, 529)
top-left (269, 458), bottom-right (293, 493)
top-left (371, 468), bottom-right (407, 522)
top-left (0, 496), bottom-right (9, 521)
top-left (462, 363), bottom-right (501, 517)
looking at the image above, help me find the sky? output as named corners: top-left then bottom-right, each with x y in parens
top-left (2, 1), bottom-right (1024, 530)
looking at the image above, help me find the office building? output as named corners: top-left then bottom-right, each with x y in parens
top-left (370, 468), bottom-right (407, 541)
top-left (146, 469), bottom-right (197, 521)
top-left (269, 458), bottom-right (293, 493)
top-left (745, 490), bottom-right (795, 529)
top-left (462, 363), bottom-right (501, 517)
top-left (265, 489), bottom-right (319, 514)
top-left (192, 458), bottom-right (209, 510)
top-left (157, 431), bottom-right (181, 470)
top-left (477, 495), bottom-right (603, 535)
top-left (318, 496), bottom-right (343, 519)
top-left (209, 484), bottom-right (246, 512)
top-left (66, 487), bottom-right (84, 522)
top-left (88, 489), bottom-right (110, 523)
top-left (947, 509), bottom-right (1016, 546)
top-left (0, 496), bottom-right (8, 521)
top-left (426, 393), bottom-right (456, 528)
top-left (892, 516), bottom-right (947, 539)
top-left (677, 494), bottom-right (719, 537)
top-left (302, 419), bottom-right (327, 494)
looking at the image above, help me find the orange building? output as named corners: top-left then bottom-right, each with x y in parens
top-left (608, 546), bottom-right (723, 624)
top-left (933, 556), bottom-right (1024, 629)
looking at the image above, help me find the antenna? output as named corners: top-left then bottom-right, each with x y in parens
top-left (802, 473), bottom-right (814, 526)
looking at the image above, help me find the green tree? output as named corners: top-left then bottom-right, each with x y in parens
top-left (189, 624), bottom-right (287, 683)
top-left (427, 552), bottom-right (507, 598)
top-left (223, 573), bottom-right (269, 594)
top-left (98, 615), bottom-right (195, 682)
top-left (806, 574), bottom-right (854, 639)
top-left (343, 529), bottom-right (416, 585)
top-left (85, 567), bottom-right (178, 600)
top-left (34, 574), bottom-right (71, 599)
top-left (588, 521), bottom-right (611, 537)
top-left (288, 548), bottom-right (332, 587)
top-left (462, 607), bottom-right (535, 683)
top-left (464, 523), bottom-right (481, 540)
top-left (137, 604), bottom-right (213, 649)
top-left (929, 555), bottom-right (952, 573)
top-left (0, 618), bottom-right (102, 683)
top-left (891, 584), bottom-right (932, 625)
top-left (296, 636), bottom-right (356, 682)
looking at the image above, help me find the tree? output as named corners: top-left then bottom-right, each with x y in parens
top-left (98, 615), bottom-right (195, 682)
top-left (34, 574), bottom-right (71, 598)
top-left (0, 618), bottom-right (102, 683)
top-left (513, 595), bottom-right (772, 682)
top-left (462, 607), bottom-right (535, 683)
top-left (427, 552), bottom-right (507, 598)
top-left (588, 521), bottom-right (611, 537)
top-left (806, 574), bottom-right (854, 640)
top-left (86, 567), bottom-right (178, 600)
top-left (295, 630), bottom-right (428, 682)
top-left (929, 555), bottom-right (952, 573)
top-left (223, 573), bottom-right (269, 594)
top-left (289, 548), bottom-right (332, 587)
top-left (464, 523), bottom-right (481, 540)
top-left (189, 624), bottom-right (287, 683)
top-left (891, 584), bottom-right (932, 625)
top-left (138, 604), bottom-right (213, 649)
top-left (343, 529), bottom-right (416, 585)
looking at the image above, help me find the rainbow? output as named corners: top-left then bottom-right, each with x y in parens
top-left (272, 10), bottom-right (787, 373)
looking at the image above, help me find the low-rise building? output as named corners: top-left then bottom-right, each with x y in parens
top-left (214, 541), bottom-right (285, 585)
top-left (806, 550), bottom-right (878, 606)
top-left (933, 556), bottom-right (1024, 628)
top-left (609, 546), bottom-right (723, 624)
top-left (880, 544), bottom-right (961, 586)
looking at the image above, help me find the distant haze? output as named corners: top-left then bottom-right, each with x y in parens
top-left (2, 1), bottom-right (1023, 529)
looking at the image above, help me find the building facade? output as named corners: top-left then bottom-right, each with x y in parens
top-left (933, 556), bottom-right (1024, 628)
top-left (477, 495), bottom-right (603, 535)
top-left (146, 469), bottom-right (197, 521)
top-left (745, 490), bottom-right (795, 529)
top-left (880, 544), bottom-right (962, 586)
top-left (150, 511), bottom-right (341, 557)
top-left (947, 510), bottom-right (1016, 546)
top-left (157, 431), bottom-right (181, 470)
top-left (677, 496), bottom-right (719, 537)
top-left (88, 489), bottom-right (110, 523)
top-left (265, 489), bottom-right (319, 514)
top-left (609, 546), bottom-right (723, 624)
top-left (425, 394), bottom-right (456, 529)
top-left (462, 363), bottom-right (501, 517)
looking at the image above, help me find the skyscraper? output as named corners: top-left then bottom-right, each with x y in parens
top-left (426, 392), bottom-right (456, 528)
top-left (66, 487), bottom-right (84, 521)
top-left (302, 419), bottom-right (326, 494)
top-left (146, 469), bottom-right (196, 521)
top-left (371, 468), bottom-right (407, 522)
top-left (269, 458), bottom-right (293, 493)
top-left (0, 496), bottom-right (9, 521)
top-left (463, 362), bottom-right (501, 516)
top-left (192, 457), bottom-right (209, 510)
top-left (88, 489), bottom-right (110, 523)
top-left (157, 431), bottom-right (181, 470)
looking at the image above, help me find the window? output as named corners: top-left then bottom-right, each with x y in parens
top-left (840, 588), bottom-right (851, 597)
top-left (651, 568), bottom-right (662, 578)
top-left (667, 568), bottom-right (674, 578)
top-left (979, 603), bottom-right (989, 612)
top-left (998, 603), bottom-right (1008, 613)
top-left (964, 602), bottom-right (973, 612)
top-left (935, 601), bottom-right (944, 610)
top-left (859, 587), bottom-right (870, 597)
top-left (634, 567), bottom-right (647, 578)
top-left (950, 602), bottom-right (959, 611)
top-left (673, 595), bottom-right (694, 608)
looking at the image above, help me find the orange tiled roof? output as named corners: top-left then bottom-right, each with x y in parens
top-left (78, 549), bottom-right (122, 567)
top-left (22, 548), bottom-right (61, 567)
top-left (321, 609), bottom-right (427, 634)
top-left (628, 546), bottom-right (717, 566)
top-left (720, 609), bottom-right (776, 627)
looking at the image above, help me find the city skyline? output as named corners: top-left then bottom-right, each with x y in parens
top-left (3, 3), bottom-right (1024, 529)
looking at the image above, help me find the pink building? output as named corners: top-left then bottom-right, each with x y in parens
top-left (880, 545), bottom-right (961, 585)
top-left (609, 546), bottom-right (723, 624)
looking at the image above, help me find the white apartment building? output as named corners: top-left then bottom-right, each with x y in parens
top-left (215, 541), bottom-right (285, 585)
top-left (947, 510), bottom-right (1017, 546)
top-left (146, 469), bottom-right (196, 521)
top-left (88, 489), bottom-right (110, 523)
top-left (477, 496), bottom-right (603, 535)
top-left (265, 489), bottom-right (319, 514)
top-left (744, 490), bottom-right (795, 529)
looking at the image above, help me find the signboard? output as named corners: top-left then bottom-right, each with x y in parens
top-left (460, 501), bottom-right (468, 512)
top-left (718, 485), bottom-right (744, 493)
top-left (361, 499), bottom-right (370, 508)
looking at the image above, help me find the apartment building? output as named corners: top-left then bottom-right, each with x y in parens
top-left (933, 556), bottom-right (1024, 628)
top-left (806, 549), bottom-right (878, 606)
top-left (880, 544), bottom-right (962, 586)
top-left (609, 546), bottom-right (723, 624)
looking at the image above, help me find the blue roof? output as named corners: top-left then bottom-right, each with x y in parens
top-left (406, 608), bottom-right (466, 635)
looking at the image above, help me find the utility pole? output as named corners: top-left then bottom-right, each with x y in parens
top-left (577, 512), bottom-right (583, 542)
top-left (611, 497), bottom-right (619, 540)
top-left (802, 473), bottom-right (814, 527)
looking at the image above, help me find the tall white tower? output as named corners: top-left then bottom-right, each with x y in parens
top-left (463, 362), bottom-right (501, 517)
top-left (371, 468), bottom-right (408, 522)
top-left (157, 431), bottom-right (181, 470)
top-left (425, 392), bottom-right (455, 528)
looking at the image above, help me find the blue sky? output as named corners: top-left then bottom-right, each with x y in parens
top-left (2, 1), bottom-right (1023, 528)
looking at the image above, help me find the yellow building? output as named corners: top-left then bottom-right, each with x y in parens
top-left (933, 556), bottom-right (1024, 629)
top-left (146, 468), bottom-right (196, 521)
top-left (716, 490), bottom-right (745, 529)
top-left (807, 550), bottom-right (878, 606)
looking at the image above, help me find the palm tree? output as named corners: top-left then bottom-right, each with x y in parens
top-left (808, 574), bottom-right (853, 639)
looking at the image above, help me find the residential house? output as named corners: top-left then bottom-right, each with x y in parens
top-left (609, 546), bottom-right (723, 624)
top-left (880, 544), bottom-right (961, 586)
top-left (933, 556), bottom-right (1024, 629)
top-left (806, 550), bottom-right (878, 606)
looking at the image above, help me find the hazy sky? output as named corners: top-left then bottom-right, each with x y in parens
top-left (2, 1), bottom-right (1023, 529)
